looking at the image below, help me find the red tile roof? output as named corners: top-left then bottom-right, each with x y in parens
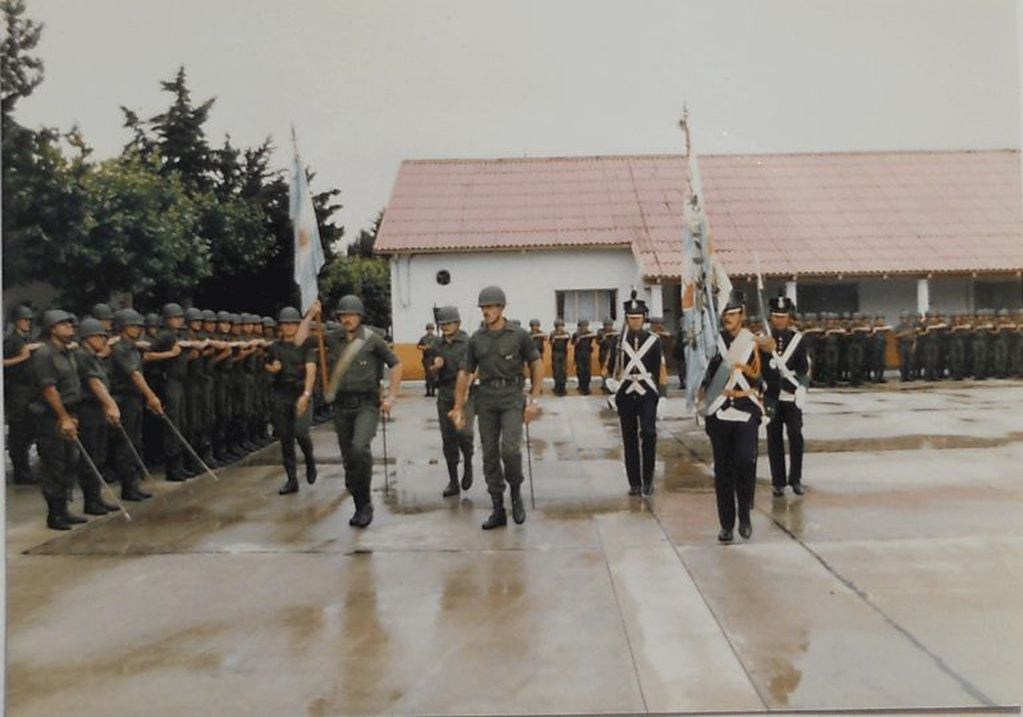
top-left (374, 150), bottom-right (1023, 279)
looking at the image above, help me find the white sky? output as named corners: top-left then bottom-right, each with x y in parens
top-left (15, 0), bottom-right (1021, 238)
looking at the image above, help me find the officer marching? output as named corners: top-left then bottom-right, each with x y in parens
top-left (699, 290), bottom-right (764, 543)
top-left (264, 306), bottom-right (319, 495)
top-left (428, 306), bottom-right (476, 498)
top-left (417, 323), bottom-right (439, 397)
top-left (758, 293), bottom-right (809, 497)
top-left (451, 286), bottom-right (543, 529)
top-left (604, 294), bottom-right (668, 496)
top-left (321, 296), bottom-right (403, 529)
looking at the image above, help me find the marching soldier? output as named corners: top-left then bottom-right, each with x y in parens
top-left (110, 309), bottom-right (162, 501)
top-left (146, 303), bottom-right (190, 481)
top-left (699, 290), bottom-right (764, 543)
top-left (604, 294), bottom-right (667, 496)
top-left (74, 318), bottom-right (122, 516)
top-left (759, 294), bottom-right (808, 497)
top-left (572, 319), bottom-right (597, 395)
top-left (4, 305), bottom-right (41, 484)
top-left (429, 306), bottom-right (475, 497)
top-left (264, 306), bottom-right (318, 495)
top-left (451, 286), bottom-right (543, 530)
top-left (549, 318), bottom-right (571, 396)
top-left (323, 296), bottom-right (403, 529)
top-left (417, 323), bottom-right (439, 397)
top-left (31, 310), bottom-right (86, 529)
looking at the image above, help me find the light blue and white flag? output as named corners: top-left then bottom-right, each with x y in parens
top-left (290, 131), bottom-right (325, 313)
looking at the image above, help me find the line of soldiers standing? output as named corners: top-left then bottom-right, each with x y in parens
top-left (3, 302), bottom-right (317, 530)
top-left (776, 312), bottom-right (892, 387)
top-left (893, 309), bottom-right (1023, 381)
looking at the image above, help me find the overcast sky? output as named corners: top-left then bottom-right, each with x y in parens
top-left (15, 0), bottom-right (1020, 239)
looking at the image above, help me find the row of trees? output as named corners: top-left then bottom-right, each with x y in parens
top-left (1, 0), bottom-right (390, 326)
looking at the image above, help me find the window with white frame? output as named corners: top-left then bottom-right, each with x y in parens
top-left (556, 289), bottom-right (617, 323)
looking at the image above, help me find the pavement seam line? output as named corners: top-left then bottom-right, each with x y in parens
top-left (646, 501), bottom-right (771, 711)
top-left (762, 508), bottom-right (998, 707)
top-left (593, 518), bottom-right (651, 714)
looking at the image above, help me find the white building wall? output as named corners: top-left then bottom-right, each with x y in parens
top-left (858, 278), bottom-right (918, 322)
top-left (390, 248), bottom-right (641, 344)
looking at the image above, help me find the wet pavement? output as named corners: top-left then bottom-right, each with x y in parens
top-left (6, 380), bottom-right (1023, 716)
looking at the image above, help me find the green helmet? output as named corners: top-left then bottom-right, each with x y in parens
top-left (78, 317), bottom-right (108, 339)
top-left (262, 316), bottom-right (276, 327)
top-left (185, 307), bottom-right (204, 322)
top-left (202, 309), bottom-right (216, 322)
top-left (11, 305), bottom-right (33, 321)
top-left (145, 313), bottom-right (160, 328)
top-left (90, 303), bottom-right (114, 320)
top-left (216, 310), bottom-right (231, 323)
top-left (162, 302), bottom-right (184, 319)
top-left (336, 295), bottom-right (365, 316)
top-left (277, 306), bottom-right (302, 323)
top-left (114, 309), bottom-right (145, 329)
top-left (477, 285), bottom-right (506, 307)
top-left (435, 306), bottom-right (461, 324)
top-left (42, 309), bottom-right (74, 328)
top-left (529, 319), bottom-right (540, 327)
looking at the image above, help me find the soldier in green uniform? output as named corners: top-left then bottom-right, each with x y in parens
top-left (451, 286), bottom-right (543, 530)
top-left (110, 309), bottom-right (162, 501)
top-left (428, 306), bottom-right (475, 498)
top-left (265, 306), bottom-right (318, 495)
top-left (89, 303), bottom-right (115, 333)
top-left (141, 312), bottom-right (164, 467)
top-left (598, 317), bottom-right (618, 394)
top-left (549, 318), bottom-right (571, 396)
top-left (417, 323), bottom-right (439, 397)
top-left (947, 313), bottom-right (970, 380)
top-left (923, 312), bottom-right (949, 381)
top-left (529, 319), bottom-right (546, 362)
top-left (895, 312), bottom-right (916, 382)
top-left (869, 314), bottom-right (888, 383)
top-left (572, 319), bottom-right (596, 395)
top-left (4, 305), bottom-right (41, 484)
top-left (199, 309), bottom-right (220, 467)
top-left (74, 318), bottom-right (122, 516)
top-left (30, 310), bottom-right (85, 529)
top-left (210, 311), bottom-right (233, 463)
top-left (992, 309), bottom-right (1014, 378)
top-left (801, 313), bottom-right (823, 387)
top-left (846, 313), bottom-right (869, 386)
top-left (1012, 309), bottom-right (1023, 377)
top-left (971, 310), bottom-right (994, 380)
top-left (322, 296), bottom-right (403, 529)
top-left (182, 308), bottom-right (207, 476)
top-left (146, 303), bottom-right (190, 481)
top-left (822, 314), bottom-right (844, 387)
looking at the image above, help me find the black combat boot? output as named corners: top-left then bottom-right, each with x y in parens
top-left (121, 480), bottom-right (152, 501)
top-left (63, 501), bottom-right (88, 524)
top-left (738, 517), bottom-right (752, 540)
top-left (442, 461), bottom-right (460, 497)
top-left (718, 528), bottom-right (734, 543)
top-left (349, 502), bottom-right (374, 528)
top-left (460, 455), bottom-right (473, 491)
top-left (165, 455), bottom-right (186, 482)
top-left (482, 493), bottom-right (507, 530)
top-left (305, 461), bottom-right (318, 485)
top-left (509, 483), bottom-right (526, 525)
top-left (279, 465), bottom-right (299, 495)
top-left (46, 497), bottom-right (72, 530)
top-left (82, 485), bottom-right (118, 515)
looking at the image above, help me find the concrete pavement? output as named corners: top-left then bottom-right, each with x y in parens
top-left (6, 380), bottom-right (1023, 715)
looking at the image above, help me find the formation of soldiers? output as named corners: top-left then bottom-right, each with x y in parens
top-left (2, 302), bottom-right (349, 529)
top-left (892, 309), bottom-right (1023, 381)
